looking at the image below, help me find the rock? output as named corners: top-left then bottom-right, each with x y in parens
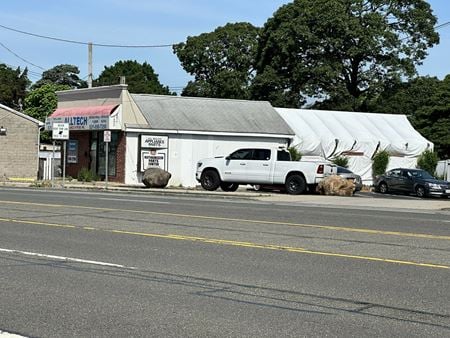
top-left (317, 175), bottom-right (355, 196)
top-left (142, 168), bottom-right (171, 188)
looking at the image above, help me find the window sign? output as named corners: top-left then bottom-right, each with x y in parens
top-left (67, 140), bottom-right (78, 164)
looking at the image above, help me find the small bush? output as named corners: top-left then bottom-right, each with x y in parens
top-left (372, 150), bottom-right (390, 178)
top-left (288, 147), bottom-right (302, 161)
top-left (417, 150), bottom-right (439, 176)
top-left (332, 155), bottom-right (349, 168)
top-left (77, 167), bottom-right (99, 182)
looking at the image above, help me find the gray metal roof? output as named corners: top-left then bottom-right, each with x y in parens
top-left (131, 94), bottom-right (294, 135)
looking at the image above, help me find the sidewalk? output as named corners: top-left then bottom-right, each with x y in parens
top-left (1, 179), bottom-right (449, 212)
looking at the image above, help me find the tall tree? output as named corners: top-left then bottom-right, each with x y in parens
top-left (173, 22), bottom-right (260, 99)
top-left (33, 64), bottom-right (87, 89)
top-left (253, 0), bottom-right (439, 109)
top-left (95, 60), bottom-right (171, 95)
top-left (0, 64), bottom-right (30, 109)
top-left (24, 83), bottom-right (70, 143)
top-left (366, 76), bottom-right (441, 114)
top-left (411, 75), bottom-right (450, 159)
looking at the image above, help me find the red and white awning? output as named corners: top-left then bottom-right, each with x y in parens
top-left (45, 104), bottom-right (122, 131)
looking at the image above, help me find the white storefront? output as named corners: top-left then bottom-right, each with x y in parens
top-left (124, 94), bottom-right (294, 187)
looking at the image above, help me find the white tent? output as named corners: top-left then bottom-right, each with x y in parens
top-left (276, 108), bottom-right (433, 184)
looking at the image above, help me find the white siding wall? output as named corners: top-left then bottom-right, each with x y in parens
top-left (125, 132), bottom-right (288, 187)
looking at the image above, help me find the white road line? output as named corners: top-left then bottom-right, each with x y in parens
top-left (0, 248), bottom-right (135, 269)
top-left (0, 331), bottom-right (27, 337)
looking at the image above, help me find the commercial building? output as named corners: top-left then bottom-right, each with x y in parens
top-left (0, 103), bottom-right (43, 180)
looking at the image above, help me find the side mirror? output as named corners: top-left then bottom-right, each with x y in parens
top-left (225, 156), bottom-right (230, 161)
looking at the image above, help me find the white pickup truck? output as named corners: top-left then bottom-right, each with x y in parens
top-left (195, 147), bottom-right (335, 194)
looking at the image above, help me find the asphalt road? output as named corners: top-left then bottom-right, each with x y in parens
top-left (0, 187), bottom-right (449, 337)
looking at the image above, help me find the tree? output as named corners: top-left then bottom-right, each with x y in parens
top-left (367, 76), bottom-right (441, 114)
top-left (253, 0), bottom-right (439, 109)
top-left (411, 75), bottom-right (450, 159)
top-left (417, 150), bottom-right (439, 175)
top-left (0, 64), bottom-right (30, 109)
top-left (24, 83), bottom-right (69, 142)
top-left (95, 60), bottom-right (172, 95)
top-left (173, 22), bottom-right (260, 99)
top-left (33, 64), bottom-right (87, 89)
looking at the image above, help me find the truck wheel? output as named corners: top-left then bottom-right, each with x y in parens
top-left (200, 170), bottom-right (220, 191)
top-left (220, 182), bottom-right (239, 192)
top-left (285, 174), bottom-right (306, 195)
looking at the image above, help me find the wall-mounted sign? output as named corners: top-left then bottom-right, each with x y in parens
top-left (67, 140), bottom-right (78, 164)
top-left (141, 135), bottom-right (168, 149)
top-left (140, 149), bottom-right (167, 171)
top-left (52, 123), bottom-right (69, 140)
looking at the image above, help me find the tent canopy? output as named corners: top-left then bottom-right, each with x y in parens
top-left (276, 108), bottom-right (433, 184)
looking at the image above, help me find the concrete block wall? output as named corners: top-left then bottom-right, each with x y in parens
top-left (0, 107), bottom-right (40, 179)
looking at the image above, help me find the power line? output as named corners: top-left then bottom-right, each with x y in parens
top-left (0, 24), bottom-right (175, 48)
top-left (0, 41), bottom-right (46, 70)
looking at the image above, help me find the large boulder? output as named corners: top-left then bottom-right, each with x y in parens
top-left (142, 168), bottom-right (171, 188)
top-left (317, 175), bottom-right (355, 196)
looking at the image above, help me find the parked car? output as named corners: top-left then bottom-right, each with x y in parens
top-left (336, 166), bottom-right (363, 192)
top-left (374, 168), bottom-right (450, 198)
top-left (196, 147), bottom-right (336, 194)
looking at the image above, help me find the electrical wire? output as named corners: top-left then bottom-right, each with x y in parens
top-left (0, 41), bottom-right (46, 70)
top-left (0, 24), bottom-right (175, 48)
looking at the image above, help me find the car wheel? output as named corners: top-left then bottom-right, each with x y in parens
top-left (379, 182), bottom-right (388, 194)
top-left (253, 185), bottom-right (261, 191)
top-left (200, 170), bottom-right (220, 191)
top-left (416, 185), bottom-right (426, 198)
top-left (285, 174), bottom-right (306, 195)
top-left (220, 182), bottom-right (239, 192)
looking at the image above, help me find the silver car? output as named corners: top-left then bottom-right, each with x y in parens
top-left (336, 166), bottom-right (363, 191)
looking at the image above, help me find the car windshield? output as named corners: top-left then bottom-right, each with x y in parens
top-left (410, 170), bottom-right (434, 179)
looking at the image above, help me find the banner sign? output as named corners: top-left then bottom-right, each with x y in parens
top-left (140, 135), bottom-right (168, 149)
top-left (140, 150), bottom-right (167, 171)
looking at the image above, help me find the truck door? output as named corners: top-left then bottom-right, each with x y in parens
top-left (246, 149), bottom-right (272, 183)
top-left (223, 148), bottom-right (253, 182)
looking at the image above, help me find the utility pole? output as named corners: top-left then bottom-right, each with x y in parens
top-left (88, 42), bottom-right (93, 88)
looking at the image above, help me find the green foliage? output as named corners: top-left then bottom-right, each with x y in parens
top-left (367, 77), bottom-right (440, 115)
top-left (33, 64), bottom-right (87, 89)
top-left (253, 0), bottom-right (439, 108)
top-left (372, 150), bottom-right (390, 178)
top-left (95, 60), bottom-right (172, 95)
top-left (410, 75), bottom-right (450, 159)
top-left (288, 147), bottom-right (302, 161)
top-left (24, 83), bottom-right (69, 143)
top-left (77, 167), bottom-right (99, 182)
top-left (0, 64), bottom-right (30, 109)
top-left (417, 150), bottom-right (439, 176)
top-left (174, 22), bottom-right (260, 99)
top-left (332, 156), bottom-right (349, 168)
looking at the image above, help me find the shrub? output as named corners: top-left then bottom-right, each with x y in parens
top-left (288, 147), bottom-right (302, 161)
top-left (77, 167), bottom-right (99, 182)
top-left (417, 150), bottom-right (439, 176)
top-left (372, 150), bottom-right (390, 178)
top-left (332, 155), bottom-right (349, 168)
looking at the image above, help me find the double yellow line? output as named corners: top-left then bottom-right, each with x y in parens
top-left (0, 200), bottom-right (449, 270)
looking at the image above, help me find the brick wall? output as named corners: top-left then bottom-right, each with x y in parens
top-left (0, 107), bottom-right (40, 179)
top-left (113, 131), bottom-right (126, 183)
top-left (64, 130), bottom-right (126, 183)
top-left (65, 131), bottom-right (90, 179)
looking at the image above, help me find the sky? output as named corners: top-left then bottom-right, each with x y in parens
top-left (0, 0), bottom-right (449, 94)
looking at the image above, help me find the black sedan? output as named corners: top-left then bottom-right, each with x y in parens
top-left (375, 168), bottom-right (450, 198)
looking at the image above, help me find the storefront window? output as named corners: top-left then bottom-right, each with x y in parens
top-left (96, 131), bottom-right (118, 177)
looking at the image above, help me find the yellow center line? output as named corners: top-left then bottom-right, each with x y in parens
top-left (0, 216), bottom-right (448, 270)
top-left (0, 199), bottom-right (449, 241)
